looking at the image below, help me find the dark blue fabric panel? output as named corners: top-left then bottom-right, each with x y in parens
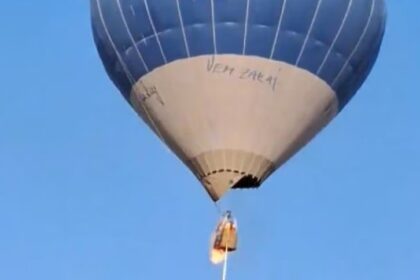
top-left (119, 0), bottom-right (153, 42)
top-left (333, 59), bottom-right (353, 92)
top-left (179, 0), bottom-right (214, 55)
top-left (337, 4), bottom-right (387, 108)
top-left (281, 0), bottom-right (318, 35)
top-left (214, 0), bottom-right (247, 54)
top-left (287, 0), bottom-right (347, 70)
top-left (245, 25), bottom-right (276, 57)
top-left (214, 0), bottom-right (247, 23)
top-left (91, 3), bottom-right (115, 72)
top-left (178, 0), bottom-right (212, 26)
top-left (297, 38), bottom-right (329, 73)
top-left (98, 0), bottom-right (132, 53)
top-left (318, 46), bottom-right (348, 87)
top-left (272, 31), bottom-right (304, 63)
top-left (91, 0), bottom-right (387, 110)
top-left (137, 36), bottom-right (166, 71)
top-left (339, 35), bottom-right (383, 109)
top-left (333, 0), bottom-right (372, 63)
top-left (91, 1), bottom-right (132, 98)
top-left (124, 45), bottom-right (147, 81)
top-left (316, 0), bottom-right (378, 90)
top-left (144, 0), bottom-right (188, 62)
top-left (245, 0), bottom-right (284, 56)
top-left (184, 25), bottom-right (214, 56)
top-left (347, 2), bottom-right (385, 70)
top-left (248, 0), bottom-right (285, 27)
top-left (159, 29), bottom-right (189, 63)
top-left (145, 0), bottom-right (179, 32)
top-left (216, 23), bottom-right (245, 54)
top-left (112, 62), bottom-right (133, 99)
top-left (331, 0), bottom-right (385, 103)
top-left (310, 0), bottom-right (350, 48)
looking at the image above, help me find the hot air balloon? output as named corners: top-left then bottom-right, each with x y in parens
top-left (90, 0), bottom-right (387, 202)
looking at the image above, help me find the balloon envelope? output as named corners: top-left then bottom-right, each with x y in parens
top-left (91, 0), bottom-right (386, 201)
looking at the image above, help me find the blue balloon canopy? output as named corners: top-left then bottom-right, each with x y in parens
top-left (91, 0), bottom-right (386, 109)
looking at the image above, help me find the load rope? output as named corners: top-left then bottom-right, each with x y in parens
top-left (221, 228), bottom-right (230, 280)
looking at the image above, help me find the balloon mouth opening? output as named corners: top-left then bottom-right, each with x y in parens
top-left (201, 171), bottom-right (263, 202)
top-left (190, 150), bottom-right (274, 200)
top-left (231, 174), bottom-right (261, 189)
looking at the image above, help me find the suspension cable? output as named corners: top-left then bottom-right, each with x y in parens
top-left (221, 229), bottom-right (230, 280)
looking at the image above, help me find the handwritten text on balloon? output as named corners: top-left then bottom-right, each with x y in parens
top-left (206, 56), bottom-right (280, 92)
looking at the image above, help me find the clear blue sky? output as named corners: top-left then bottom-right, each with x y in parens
top-left (0, 1), bottom-right (419, 279)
